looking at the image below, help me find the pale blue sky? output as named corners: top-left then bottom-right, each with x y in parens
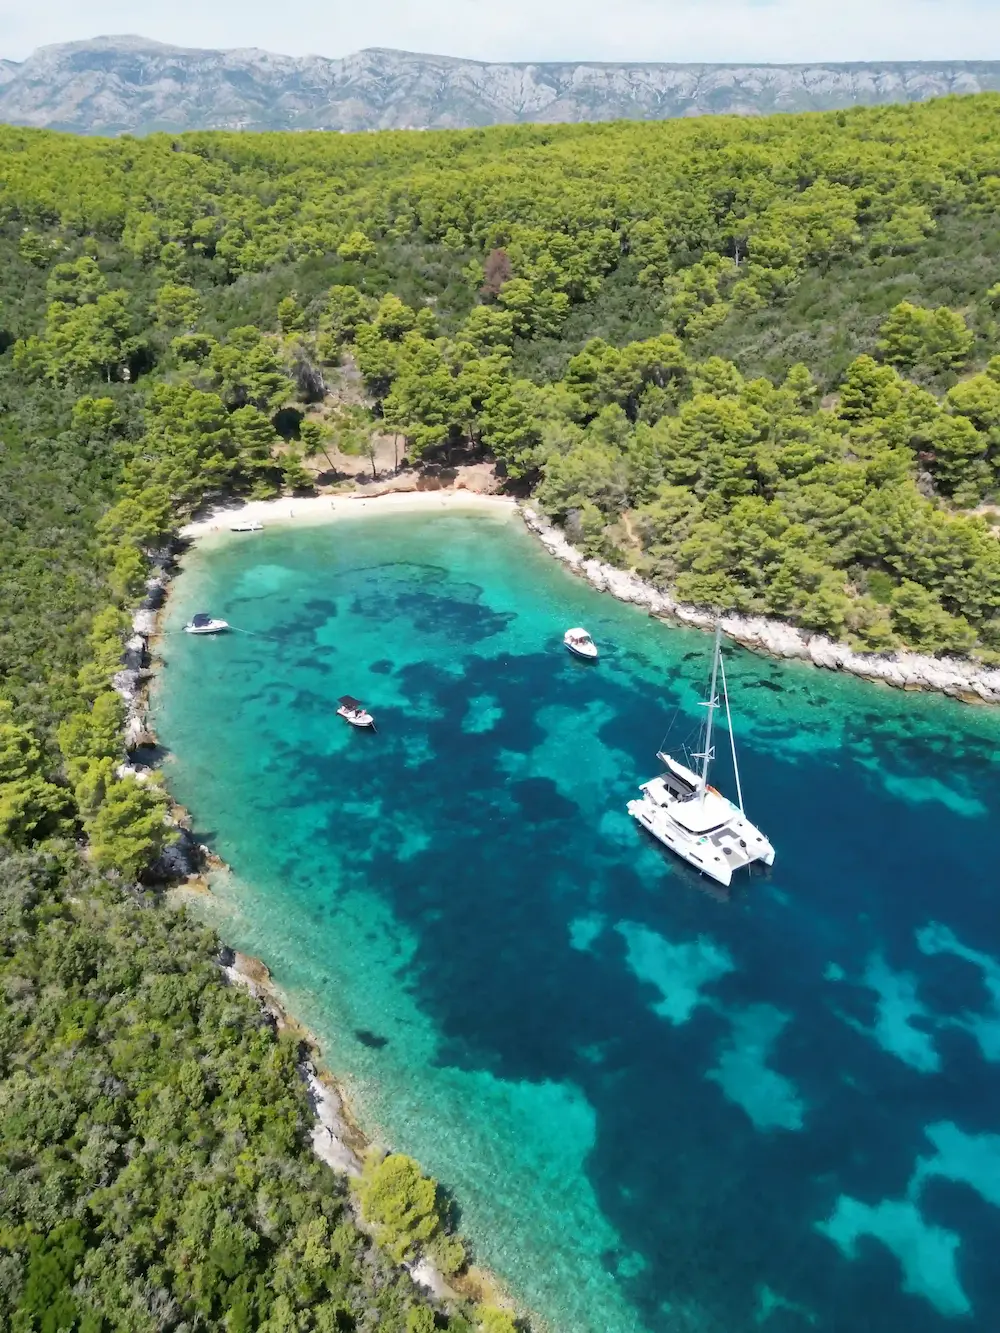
top-left (3, 0), bottom-right (999, 64)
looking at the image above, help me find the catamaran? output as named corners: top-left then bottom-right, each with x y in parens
top-left (627, 625), bottom-right (774, 888)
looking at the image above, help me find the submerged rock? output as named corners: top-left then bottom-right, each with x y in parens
top-left (519, 506), bottom-right (1000, 703)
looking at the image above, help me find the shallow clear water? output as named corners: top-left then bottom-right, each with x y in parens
top-left (154, 509), bottom-right (1000, 1333)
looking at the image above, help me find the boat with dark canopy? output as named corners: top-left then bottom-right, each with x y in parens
top-left (184, 612), bottom-right (230, 635)
top-left (337, 695), bottom-right (375, 729)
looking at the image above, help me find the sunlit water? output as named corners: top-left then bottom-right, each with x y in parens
top-left (153, 507), bottom-right (1000, 1333)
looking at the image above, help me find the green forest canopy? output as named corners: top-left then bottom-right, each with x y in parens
top-left (3, 94), bottom-right (1000, 856)
top-left (0, 845), bottom-right (488, 1333)
top-left (2, 92), bottom-right (1000, 899)
top-left (4, 93), bottom-right (1000, 1327)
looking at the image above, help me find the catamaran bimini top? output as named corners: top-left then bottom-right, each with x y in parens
top-left (668, 790), bottom-right (735, 834)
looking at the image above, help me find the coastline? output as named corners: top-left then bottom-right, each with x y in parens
top-left (116, 477), bottom-right (995, 1333)
top-left (519, 506), bottom-right (1000, 705)
top-left (171, 483), bottom-right (1000, 705)
top-left (119, 485), bottom-right (529, 1325)
top-left (179, 487), bottom-right (517, 540)
top-left (169, 890), bottom-right (519, 1314)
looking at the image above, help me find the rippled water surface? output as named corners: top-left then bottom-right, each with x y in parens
top-left (154, 508), bottom-right (1000, 1333)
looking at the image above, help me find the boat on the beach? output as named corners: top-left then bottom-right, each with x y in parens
top-left (184, 612), bottom-right (230, 635)
top-left (337, 695), bottom-right (376, 729)
top-left (564, 627), bottom-right (598, 660)
top-left (627, 625), bottom-right (774, 888)
top-left (231, 520), bottom-right (264, 532)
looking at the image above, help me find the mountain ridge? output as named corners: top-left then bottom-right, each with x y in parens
top-left (2, 34), bottom-right (1000, 134)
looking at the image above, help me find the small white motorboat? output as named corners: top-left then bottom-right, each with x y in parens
top-left (564, 627), bottom-right (598, 660)
top-left (231, 520), bottom-right (264, 532)
top-left (337, 695), bottom-right (376, 729)
top-left (184, 612), bottom-right (230, 635)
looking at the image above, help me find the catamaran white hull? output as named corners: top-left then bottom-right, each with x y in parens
top-left (628, 792), bottom-right (774, 886)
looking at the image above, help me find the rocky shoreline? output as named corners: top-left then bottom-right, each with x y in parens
top-left (519, 506), bottom-right (1000, 705)
top-left (112, 504), bottom-right (520, 1322)
top-left (110, 544), bottom-right (373, 1186)
top-left (212, 942), bottom-right (471, 1303)
top-left (215, 947), bottom-right (366, 1176)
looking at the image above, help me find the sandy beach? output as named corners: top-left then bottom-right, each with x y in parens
top-left (180, 488), bottom-right (518, 541)
top-left (175, 485), bottom-right (1000, 705)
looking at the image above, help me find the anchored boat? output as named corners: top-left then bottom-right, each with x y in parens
top-left (627, 625), bottom-right (774, 888)
top-left (184, 612), bottom-right (230, 635)
top-left (564, 627), bottom-right (598, 660)
top-left (231, 520), bottom-right (264, 533)
top-left (337, 695), bottom-right (375, 729)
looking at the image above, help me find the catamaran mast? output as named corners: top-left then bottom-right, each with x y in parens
top-left (719, 650), bottom-right (745, 814)
top-left (696, 624), bottom-right (723, 798)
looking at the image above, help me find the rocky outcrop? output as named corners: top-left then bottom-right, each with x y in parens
top-left (3, 36), bottom-right (999, 134)
top-left (217, 947), bottom-right (364, 1175)
top-left (102, 538), bottom-right (211, 881)
top-left (520, 506), bottom-right (1000, 704)
top-left (299, 1061), bottom-right (364, 1178)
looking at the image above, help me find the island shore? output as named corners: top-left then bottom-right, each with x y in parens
top-left (180, 487), bottom-right (517, 540)
top-left (121, 487), bottom-right (524, 1218)
top-left (174, 483), bottom-right (1000, 705)
top-left (520, 506), bottom-right (1000, 705)
top-left (132, 493), bottom-right (529, 1323)
top-left (116, 477), bottom-right (993, 1333)
top-left (200, 932), bottom-right (510, 1309)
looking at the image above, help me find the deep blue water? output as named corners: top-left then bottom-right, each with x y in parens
top-left (154, 507), bottom-right (1000, 1333)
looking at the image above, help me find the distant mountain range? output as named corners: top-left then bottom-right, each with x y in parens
top-left (2, 36), bottom-right (1000, 135)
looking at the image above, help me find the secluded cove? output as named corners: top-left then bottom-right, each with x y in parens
top-left (153, 507), bottom-right (1000, 1333)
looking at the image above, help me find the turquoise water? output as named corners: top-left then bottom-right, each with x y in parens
top-left (154, 508), bottom-right (1000, 1333)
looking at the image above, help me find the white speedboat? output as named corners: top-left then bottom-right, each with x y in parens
top-left (337, 695), bottom-right (375, 729)
top-left (627, 626), bottom-right (774, 888)
top-left (231, 520), bottom-right (263, 532)
top-left (184, 612), bottom-right (230, 635)
top-left (564, 627), bottom-right (598, 660)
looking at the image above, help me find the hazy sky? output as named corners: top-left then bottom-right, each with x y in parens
top-left (3, 0), bottom-right (999, 64)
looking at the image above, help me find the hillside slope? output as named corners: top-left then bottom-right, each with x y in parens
top-left (1, 35), bottom-right (1000, 133)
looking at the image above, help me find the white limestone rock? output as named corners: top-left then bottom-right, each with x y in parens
top-left (112, 668), bottom-right (141, 702)
top-left (517, 506), bottom-right (1000, 705)
top-left (298, 1060), bottom-right (363, 1177)
top-left (132, 609), bottom-right (157, 636)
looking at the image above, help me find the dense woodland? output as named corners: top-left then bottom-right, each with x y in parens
top-left (0, 845), bottom-right (495, 1333)
top-left (4, 95), bottom-right (1000, 1329)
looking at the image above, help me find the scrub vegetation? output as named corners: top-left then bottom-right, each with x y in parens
top-left (3, 93), bottom-right (1000, 1328)
top-left (0, 845), bottom-right (470, 1332)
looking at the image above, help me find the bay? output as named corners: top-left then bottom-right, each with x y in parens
top-left (153, 507), bottom-right (1000, 1333)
